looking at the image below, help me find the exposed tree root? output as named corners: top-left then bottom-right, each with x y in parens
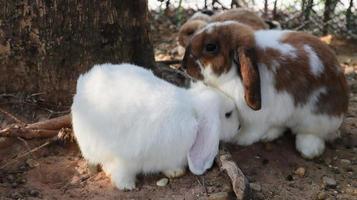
top-left (0, 108), bottom-right (71, 139)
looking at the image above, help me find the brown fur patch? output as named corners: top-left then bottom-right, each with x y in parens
top-left (178, 20), bottom-right (208, 47)
top-left (237, 47), bottom-right (261, 110)
top-left (211, 9), bottom-right (268, 30)
top-left (187, 23), bottom-right (255, 77)
top-left (258, 32), bottom-right (348, 116)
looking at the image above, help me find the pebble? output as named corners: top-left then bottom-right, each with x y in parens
top-left (208, 192), bottom-right (230, 200)
top-left (294, 167), bottom-right (306, 177)
top-left (26, 158), bottom-right (39, 168)
top-left (7, 174), bottom-right (15, 182)
top-left (28, 189), bottom-right (40, 197)
top-left (322, 176), bottom-right (337, 189)
top-left (156, 178), bottom-right (168, 187)
top-left (317, 191), bottom-right (327, 200)
top-left (250, 182), bottom-right (262, 192)
top-left (340, 159), bottom-right (351, 165)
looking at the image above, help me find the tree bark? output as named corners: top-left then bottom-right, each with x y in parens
top-left (322, 0), bottom-right (339, 35)
top-left (304, 0), bottom-right (314, 21)
top-left (272, 0), bottom-right (278, 20)
top-left (0, 0), bottom-right (155, 106)
top-left (264, 0), bottom-right (269, 18)
top-left (346, 0), bottom-right (354, 30)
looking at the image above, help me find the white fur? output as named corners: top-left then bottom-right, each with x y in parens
top-left (254, 30), bottom-right (297, 58)
top-left (71, 63), bottom-right (239, 190)
top-left (199, 53), bottom-right (343, 159)
top-left (303, 45), bottom-right (324, 76)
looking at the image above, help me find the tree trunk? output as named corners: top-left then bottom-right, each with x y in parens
top-left (300, 0), bottom-right (306, 19)
top-left (272, 0), bottom-right (278, 20)
top-left (231, 0), bottom-right (240, 8)
top-left (346, 0), bottom-right (354, 30)
top-left (322, 0), bottom-right (339, 35)
top-left (0, 0), bottom-right (155, 106)
top-left (304, 0), bottom-right (314, 21)
top-left (263, 0), bottom-right (269, 18)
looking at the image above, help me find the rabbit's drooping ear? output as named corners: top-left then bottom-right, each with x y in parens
top-left (187, 112), bottom-right (220, 175)
top-left (235, 46), bottom-right (261, 110)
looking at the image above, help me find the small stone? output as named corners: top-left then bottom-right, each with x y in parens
top-left (340, 159), bottom-right (351, 165)
top-left (18, 165), bottom-right (27, 171)
top-left (322, 176), bottom-right (337, 189)
top-left (28, 189), bottom-right (40, 197)
top-left (208, 192), bottom-right (229, 200)
top-left (317, 191), bottom-right (327, 200)
top-left (7, 174), bottom-right (15, 182)
top-left (250, 182), bottom-right (262, 192)
top-left (156, 178), bottom-right (168, 187)
top-left (294, 167), bottom-right (306, 177)
top-left (26, 158), bottom-right (39, 168)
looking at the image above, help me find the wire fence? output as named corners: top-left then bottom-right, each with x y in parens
top-left (151, 0), bottom-right (357, 39)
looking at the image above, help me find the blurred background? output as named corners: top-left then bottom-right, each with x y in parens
top-left (149, 0), bottom-right (357, 39)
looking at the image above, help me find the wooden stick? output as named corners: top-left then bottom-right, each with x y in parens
top-left (26, 114), bottom-right (71, 130)
top-left (215, 145), bottom-right (251, 200)
top-left (0, 125), bottom-right (59, 139)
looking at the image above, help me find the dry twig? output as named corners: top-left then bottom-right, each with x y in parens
top-left (0, 114), bottom-right (71, 139)
top-left (215, 145), bottom-right (251, 200)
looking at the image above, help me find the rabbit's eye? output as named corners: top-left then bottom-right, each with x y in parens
top-left (225, 111), bottom-right (233, 118)
top-left (204, 43), bottom-right (218, 54)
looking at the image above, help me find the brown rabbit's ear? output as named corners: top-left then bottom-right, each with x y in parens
top-left (235, 46), bottom-right (261, 110)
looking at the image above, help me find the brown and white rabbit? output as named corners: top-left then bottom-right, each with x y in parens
top-left (182, 21), bottom-right (349, 159)
top-left (178, 8), bottom-right (268, 48)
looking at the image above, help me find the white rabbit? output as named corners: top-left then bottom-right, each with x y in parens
top-left (71, 63), bottom-right (239, 190)
top-left (182, 21), bottom-right (349, 159)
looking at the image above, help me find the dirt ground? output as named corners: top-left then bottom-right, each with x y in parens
top-left (0, 10), bottom-right (356, 200)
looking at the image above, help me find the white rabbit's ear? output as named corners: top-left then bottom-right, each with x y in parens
top-left (187, 113), bottom-right (220, 175)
